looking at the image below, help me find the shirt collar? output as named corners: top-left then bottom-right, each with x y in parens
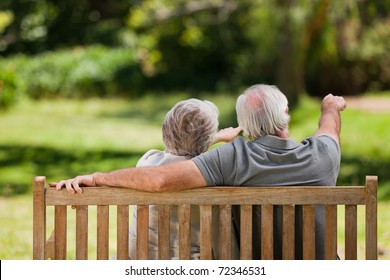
top-left (254, 135), bottom-right (300, 150)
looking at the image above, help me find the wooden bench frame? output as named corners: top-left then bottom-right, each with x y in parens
top-left (33, 176), bottom-right (378, 260)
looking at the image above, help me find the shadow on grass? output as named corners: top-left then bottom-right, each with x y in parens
top-left (0, 145), bottom-right (144, 196)
top-left (1, 145), bottom-right (390, 200)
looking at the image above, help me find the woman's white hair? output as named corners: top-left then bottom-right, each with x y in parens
top-left (163, 98), bottom-right (219, 158)
top-left (236, 84), bottom-right (290, 140)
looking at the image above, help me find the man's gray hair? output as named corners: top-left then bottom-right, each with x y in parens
top-left (236, 84), bottom-right (290, 140)
top-left (163, 98), bottom-right (219, 158)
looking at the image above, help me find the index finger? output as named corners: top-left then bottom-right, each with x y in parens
top-left (54, 180), bottom-right (66, 191)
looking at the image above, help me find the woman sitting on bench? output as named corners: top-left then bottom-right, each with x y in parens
top-left (128, 98), bottom-right (241, 259)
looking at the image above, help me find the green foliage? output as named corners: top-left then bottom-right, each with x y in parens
top-left (0, 0), bottom-right (131, 54)
top-left (305, 1), bottom-right (390, 96)
top-left (1, 0), bottom-right (390, 107)
top-left (0, 10), bottom-right (13, 33)
top-left (0, 55), bottom-right (26, 109)
top-left (125, 0), bottom-right (254, 92)
top-left (0, 46), bottom-right (140, 102)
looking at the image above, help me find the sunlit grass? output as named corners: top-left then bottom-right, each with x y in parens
top-left (336, 203), bottom-right (390, 260)
top-left (0, 98), bottom-right (164, 153)
top-left (0, 194), bottom-right (129, 259)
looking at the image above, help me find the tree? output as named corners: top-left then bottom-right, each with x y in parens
top-left (0, 0), bottom-right (130, 55)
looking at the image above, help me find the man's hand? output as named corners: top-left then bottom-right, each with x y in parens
top-left (214, 127), bottom-right (242, 144)
top-left (321, 94), bottom-right (346, 112)
top-left (49, 174), bottom-right (96, 194)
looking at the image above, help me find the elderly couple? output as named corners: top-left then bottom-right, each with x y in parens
top-left (51, 84), bottom-right (346, 260)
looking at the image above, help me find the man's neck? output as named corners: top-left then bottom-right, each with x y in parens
top-left (275, 130), bottom-right (289, 139)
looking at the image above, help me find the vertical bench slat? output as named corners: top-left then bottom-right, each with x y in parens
top-left (240, 205), bottom-right (252, 260)
top-left (261, 204), bottom-right (273, 260)
top-left (33, 176), bottom-right (46, 260)
top-left (158, 205), bottom-right (171, 260)
top-left (282, 205), bottom-right (295, 260)
top-left (179, 205), bottom-right (191, 260)
top-left (199, 205), bottom-right (212, 260)
top-left (365, 176), bottom-right (378, 260)
top-left (76, 205), bottom-right (88, 260)
top-left (117, 205), bottom-right (129, 260)
top-left (345, 205), bottom-right (357, 260)
top-left (54, 205), bottom-right (67, 260)
top-left (219, 205), bottom-right (232, 260)
top-left (302, 205), bottom-right (315, 260)
top-left (325, 205), bottom-right (337, 259)
top-left (137, 205), bottom-right (149, 260)
top-left (97, 205), bottom-right (109, 260)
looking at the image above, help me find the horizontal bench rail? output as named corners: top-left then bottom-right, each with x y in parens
top-left (45, 186), bottom-right (367, 206)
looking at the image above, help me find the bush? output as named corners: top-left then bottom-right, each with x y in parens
top-left (0, 45), bottom-right (139, 107)
top-left (0, 55), bottom-right (27, 109)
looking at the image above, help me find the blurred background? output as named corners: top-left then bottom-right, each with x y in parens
top-left (0, 0), bottom-right (389, 259)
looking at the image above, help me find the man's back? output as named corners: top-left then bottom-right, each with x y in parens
top-left (192, 135), bottom-right (341, 259)
top-left (193, 135), bottom-right (340, 187)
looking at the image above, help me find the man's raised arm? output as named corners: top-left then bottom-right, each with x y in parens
top-left (315, 94), bottom-right (346, 144)
top-left (50, 160), bottom-right (207, 194)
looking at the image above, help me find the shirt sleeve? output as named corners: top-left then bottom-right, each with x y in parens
top-left (315, 135), bottom-right (341, 177)
top-left (192, 142), bottom-right (237, 186)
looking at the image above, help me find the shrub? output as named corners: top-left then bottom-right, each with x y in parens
top-left (0, 55), bottom-right (28, 109)
top-left (0, 45), bottom-right (138, 108)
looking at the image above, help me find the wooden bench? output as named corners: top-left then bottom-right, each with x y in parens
top-left (33, 176), bottom-right (378, 260)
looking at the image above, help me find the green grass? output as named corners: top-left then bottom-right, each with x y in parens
top-left (0, 194), bottom-right (127, 259)
top-left (0, 93), bottom-right (389, 259)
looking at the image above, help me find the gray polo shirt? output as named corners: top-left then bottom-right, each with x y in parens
top-left (192, 135), bottom-right (341, 259)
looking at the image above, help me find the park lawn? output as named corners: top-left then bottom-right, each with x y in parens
top-left (0, 194), bottom-right (121, 259)
top-left (0, 93), bottom-right (389, 259)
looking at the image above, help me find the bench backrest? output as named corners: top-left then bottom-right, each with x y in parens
top-left (33, 176), bottom-right (378, 260)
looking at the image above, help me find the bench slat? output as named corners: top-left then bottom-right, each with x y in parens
top-left (261, 204), bottom-right (273, 260)
top-left (302, 205), bottom-right (315, 260)
top-left (54, 205), bottom-right (67, 260)
top-left (200, 205), bottom-right (212, 260)
top-left (179, 205), bottom-right (191, 260)
top-left (325, 205), bottom-right (337, 260)
top-left (240, 205), bottom-right (252, 260)
top-left (158, 205), bottom-right (170, 260)
top-left (345, 205), bottom-right (357, 260)
top-left (97, 205), bottom-right (109, 260)
top-left (219, 205), bottom-right (232, 259)
top-left (282, 205), bottom-right (295, 260)
top-left (117, 205), bottom-right (129, 260)
top-left (136, 205), bottom-right (149, 260)
top-left (366, 176), bottom-right (378, 260)
top-left (76, 205), bottom-right (88, 260)
top-left (33, 176), bottom-right (46, 260)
